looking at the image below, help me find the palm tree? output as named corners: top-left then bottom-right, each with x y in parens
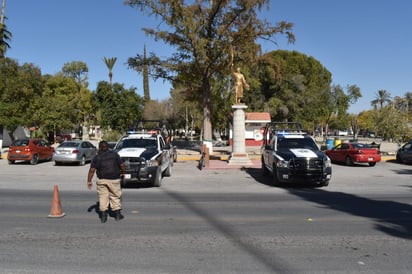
top-left (0, 0), bottom-right (11, 59)
top-left (371, 89), bottom-right (392, 109)
top-left (0, 23), bottom-right (11, 58)
top-left (143, 45), bottom-right (150, 102)
top-left (103, 57), bottom-right (117, 86)
top-left (1, 0), bottom-right (6, 24)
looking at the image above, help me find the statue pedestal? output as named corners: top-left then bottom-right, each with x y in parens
top-left (228, 104), bottom-right (253, 166)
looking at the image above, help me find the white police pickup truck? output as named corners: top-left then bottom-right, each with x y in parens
top-left (261, 122), bottom-right (332, 187)
top-left (114, 130), bottom-right (173, 187)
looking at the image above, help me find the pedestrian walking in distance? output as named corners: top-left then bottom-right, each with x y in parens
top-left (87, 141), bottom-right (126, 223)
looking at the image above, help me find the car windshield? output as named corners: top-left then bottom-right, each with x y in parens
top-left (116, 138), bottom-right (157, 149)
top-left (352, 143), bottom-right (371, 149)
top-left (277, 138), bottom-right (318, 151)
top-left (59, 142), bottom-right (80, 148)
top-left (12, 139), bottom-right (30, 146)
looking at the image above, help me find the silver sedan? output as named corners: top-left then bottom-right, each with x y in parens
top-left (52, 140), bottom-right (97, 166)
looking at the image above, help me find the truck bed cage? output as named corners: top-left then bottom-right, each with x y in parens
top-left (128, 120), bottom-right (173, 142)
top-left (264, 122), bottom-right (306, 135)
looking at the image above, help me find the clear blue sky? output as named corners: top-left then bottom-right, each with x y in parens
top-left (6, 1), bottom-right (412, 113)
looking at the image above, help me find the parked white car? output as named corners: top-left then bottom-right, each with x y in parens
top-left (337, 130), bottom-right (348, 136)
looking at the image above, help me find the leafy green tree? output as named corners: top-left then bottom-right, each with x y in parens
top-left (357, 110), bottom-right (375, 132)
top-left (142, 99), bottom-right (172, 121)
top-left (347, 113), bottom-right (360, 138)
top-left (368, 90), bottom-right (411, 140)
top-left (170, 87), bottom-right (203, 136)
top-left (393, 95), bottom-right (409, 116)
top-left (61, 61), bottom-right (93, 136)
top-left (256, 50), bottom-right (361, 134)
top-left (330, 85), bottom-right (362, 116)
top-left (258, 50), bottom-right (332, 127)
top-left (404, 92), bottom-right (412, 116)
top-left (30, 74), bottom-right (80, 136)
top-left (403, 92), bottom-right (412, 127)
top-left (93, 81), bottom-right (144, 132)
top-left (0, 58), bottom-right (44, 133)
top-left (103, 57), bottom-right (117, 86)
top-left (324, 84), bottom-right (361, 134)
top-left (93, 81), bottom-right (118, 129)
top-left (115, 86), bottom-right (144, 131)
top-left (125, 0), bottom-right (295, 141)
top-left (61, 61), bottom-right (89, 88)
top-left (76, 85), bottom-right (94, 129)
top-left (372, 106), bottom-right (410, 141)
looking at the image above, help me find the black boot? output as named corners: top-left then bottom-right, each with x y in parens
top-left (115, 210), bottom-right (124, 221)
top-left (100, 211), bottom-right (108, 223)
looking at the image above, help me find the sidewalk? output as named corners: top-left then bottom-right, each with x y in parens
top-left (176, 146), bottom-right (260, 161)
top-left (176, 142), bottom-right (398, 169)
top-left (1, 142), bottom-right (398, 163)
top-left (202, 158), bottom-right (261, 170)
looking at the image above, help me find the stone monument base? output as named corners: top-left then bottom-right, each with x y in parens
top-left (229, 104), bottom-right (253, 166)
top-left (228, 153), bottom-right (253, 166)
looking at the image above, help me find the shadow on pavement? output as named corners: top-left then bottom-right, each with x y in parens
top-left (244, 167), bottom-right (412, 240)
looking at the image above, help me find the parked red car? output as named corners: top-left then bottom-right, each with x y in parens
top-left (325, 142), bottom-right (381, 166)
top-left (7, 138), bottom-right (54, 165)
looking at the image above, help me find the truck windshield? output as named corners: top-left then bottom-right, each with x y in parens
top-left (116, 139), bottom-right (157, 149)
top-left (277, 138), bottom-right (318, 151)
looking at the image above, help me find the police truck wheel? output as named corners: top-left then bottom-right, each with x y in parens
top-left (153, 168), bottom-right (162, 187)
top-left (272, 166), bottom-right (281, 187)
top-left (261, 157), bottom-right (269, 176)
top-left (164, 162), bottom-right (172, 177)
top-left (321, 180), bottom-right (330, 187)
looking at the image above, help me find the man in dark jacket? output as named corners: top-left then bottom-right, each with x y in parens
top-left (87, 141), bottom-right (126, 223)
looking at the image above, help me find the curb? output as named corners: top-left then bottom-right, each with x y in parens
top-left (177, 154), bottom-right (396, 162)
top-left (0, 151), bottom-right (396, 162)
top-left (177, 153), bottom-right (261, 162)
top-left (381, 156), bottom-right (396, 162)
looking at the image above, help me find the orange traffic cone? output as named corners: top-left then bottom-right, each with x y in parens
top-left (48, 185), bottom-right (66, 218)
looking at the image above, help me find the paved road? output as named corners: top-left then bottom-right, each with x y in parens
top-left (0, 158), bottom-right (411, 273)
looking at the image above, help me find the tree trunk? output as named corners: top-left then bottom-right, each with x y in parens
top-left (202, 78), bottom-right (212, 141)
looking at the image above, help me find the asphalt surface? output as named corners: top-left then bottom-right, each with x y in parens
top-left (1, 156), bottom-right (412, 273)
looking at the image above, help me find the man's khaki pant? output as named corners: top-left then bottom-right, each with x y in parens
top-left (96, 179), bottom-right (122, 212)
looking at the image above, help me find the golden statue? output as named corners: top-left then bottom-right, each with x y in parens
top-left (229, 44), bottom-right (249, 104)
top-left (232, 67), bottom-right (249, 104)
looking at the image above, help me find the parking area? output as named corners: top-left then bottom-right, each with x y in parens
top-left (1, 139), bottom-right (399, 163)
